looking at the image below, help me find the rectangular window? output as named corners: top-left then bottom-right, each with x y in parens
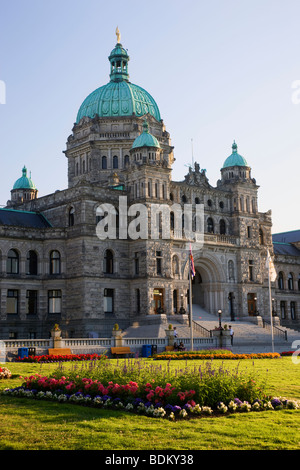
top-left (280, 301), bottom-right (286, 319)
top-left (48, 290), bottom-right (62, 314)
top-left (104, 288), bottom-right (114, 313)
top-left (7, 290), bottom-right (18, 314)
top-left (247, 226), bottom-right (251, 238)
top-left (26, 290), bottom-right (38, 315)
top-left (248, 260), bottom-right (254, 281)
top-left (156, 251), bottom-right (162, 275)
top-left (136, 288), bottom-right (141, 313)
top-left (291, 301), bottom-right (296, 320)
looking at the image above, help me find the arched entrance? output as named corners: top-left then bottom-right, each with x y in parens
top-left (185, 255), bottom-right (226, 316)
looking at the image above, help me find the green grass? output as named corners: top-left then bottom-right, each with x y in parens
top-left (1, 358), bottom-right (300, 450)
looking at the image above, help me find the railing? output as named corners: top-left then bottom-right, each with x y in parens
top-left (192, 320), bottom-right (212, 337)
top-left (262, 320), bottom-right (288, 341)
top-left (2, 335), bottom-right (218, 360)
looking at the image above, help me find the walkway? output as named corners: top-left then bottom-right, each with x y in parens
top-left (122, 304), bottom-right (300, 354)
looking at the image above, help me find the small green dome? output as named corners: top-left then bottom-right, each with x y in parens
top-left (76, 39), bottom-right (161, 123)
top-left (131, 120), bottom-right (161, 150)
top-left (222, 141), bottom-right (248, 168)
top-left (13, 166), bottom-right (36, 190)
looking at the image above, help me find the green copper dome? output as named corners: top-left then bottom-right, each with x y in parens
top-left (131, 120), bottom-right (161, 150)
top-left (76, 38), bottom-right (161, 123)
top-left (222, 141), bottom-right (248, 168)
top-left (13, 166), bottom-right (36, 190)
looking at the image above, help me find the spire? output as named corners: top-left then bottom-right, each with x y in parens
top-left (22, 165), bottom-right (27, 177)
top-left (232, 140), bottom-right (238, 153)
top-left (116, 26), bottom-right (121, 44)
top-left (108, 30), bottom-right (130, 82)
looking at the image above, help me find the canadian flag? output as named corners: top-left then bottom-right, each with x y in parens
top-left (265, 249), bottom-right (277, 282)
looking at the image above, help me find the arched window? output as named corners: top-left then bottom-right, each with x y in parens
top-left (219, 219), bottom-right (226, 235)
top-left (104, 250), bottom-right (114, 274)
top-left (7, 249), bottom-right (19, 274)
top-left (278, 271), bottom-right (284, 290)
top-left (288, 273), bottom-right (294, 290)
top-left (195, 197), bottom-right (200, 205)
top-left (50, 250), bottom-right (61, 275)
top-left (172, 255), bottom-right (179, 276)
top-left (228, 260), bottom-right (235, 281)
top-left (113, 155), bottom-right (118, 169)
top-left (182, 194), bottom-right (187, 203)
top-left (207, 217), bottom-right (214, 233)
top-left (259, 228), bottom-right (264, 245)
top-left (68, 207), bottom-right (75, 227)
top-left (124, 155), bottom-right (130, 166)
top-left (26, 250), bottom-right (38, 275)
top-left (102, 156), bottom-right (107, 169)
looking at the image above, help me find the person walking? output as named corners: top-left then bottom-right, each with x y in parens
top-left (173, 327), bottom-right (178, 339)
top-left (229, 325), bottom-right (234, 345)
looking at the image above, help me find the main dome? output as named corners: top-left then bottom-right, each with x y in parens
top-left (76, 36), bottom-right (161, 123)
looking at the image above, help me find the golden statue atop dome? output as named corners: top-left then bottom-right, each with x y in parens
top-left (116, 27), bottom-right (121, 44)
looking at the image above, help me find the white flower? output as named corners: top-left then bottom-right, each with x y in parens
top-left (202, 406), bottom-right (213, 415)
top-left (191, 404), bottom-right (202, 414)
top-left (125, 403), bottom-right (134, 411)
top-left (93, 397), bottom-right (104, 406)
top-left (57, 394), bottom-right (68, 402)
top-left (169, 412), bottom-right (175, 421)
top-left (217, 402), bottom-right (228, 413)
top-left (228, 400), bottom-right (237, 411)
top-left (179, 409), bottom-right (188, 418)
top-left (252, 402), bottom-right (261, 411)
top-left (240, 402), bottom-right (251, 412)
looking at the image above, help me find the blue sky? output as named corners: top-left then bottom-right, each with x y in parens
top-left (0, 0), bottom-right (299, 234)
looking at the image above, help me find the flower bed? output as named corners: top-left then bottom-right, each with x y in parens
top-left (15, 353), bottom-right (107, 363)
top-left (154, 352), bottom-right (280, 360)
top-left (2, 357), bottom-right (300, 419)
top-left (2, 383), bottom-right (299, 420)
top-left (0, 367), bottom-right (12, 379)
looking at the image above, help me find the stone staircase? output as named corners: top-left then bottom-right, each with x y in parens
top-left (122, 304), bottom-right (300, 354)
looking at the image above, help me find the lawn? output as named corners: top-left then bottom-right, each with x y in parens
top-left (0, 357), bottom-right (300, 451)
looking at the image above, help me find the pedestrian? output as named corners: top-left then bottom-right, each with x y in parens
top-left (174, 327), bottom-right (178, 339)
top-left (229, 325), bottom-right (234, 345)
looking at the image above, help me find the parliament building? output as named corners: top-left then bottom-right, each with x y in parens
top-left (1, 33), bottom-right (299, 339)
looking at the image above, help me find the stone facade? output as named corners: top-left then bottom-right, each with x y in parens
top-left (0, 38), bottom-right (299, 340)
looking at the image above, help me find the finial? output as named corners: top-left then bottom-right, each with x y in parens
top-left (22, 165), bottom-right (27, 177)
top-left (116, 26), bottom-right (121, 44)
top-left (232, 140), bottom-right (237, 152)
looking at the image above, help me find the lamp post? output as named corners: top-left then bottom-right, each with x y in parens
top-left (218, 309), bottom-right (222, 329)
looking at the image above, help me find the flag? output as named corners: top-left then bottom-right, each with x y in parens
top-left (265, 249), bottom-right (277, 282)
top-left (189, 244), bottom-right (195, 278)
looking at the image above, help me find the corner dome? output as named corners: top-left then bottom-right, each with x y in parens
top-left (76, 33), bottom-right (161, 123)
top-left (131, 120), bottom-right (161, 150)
top-left (222, 141), bottom-right (249, 168)
top-left (13, 166), bottom-right (36, 190)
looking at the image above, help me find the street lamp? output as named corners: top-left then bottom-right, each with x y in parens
top-left (218, 309), bottom-right (222, 329)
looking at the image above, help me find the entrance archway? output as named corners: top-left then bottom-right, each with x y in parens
top-left (185, 254), bottom-right (226, 316)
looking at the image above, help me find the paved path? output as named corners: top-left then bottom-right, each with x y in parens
top-left (122, 304), bottom-right (300, 354)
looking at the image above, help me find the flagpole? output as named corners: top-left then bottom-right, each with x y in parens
top-left (268, 265), bottom-right (275, 353)
top-left (189, 266), bottom-right (193, 351)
